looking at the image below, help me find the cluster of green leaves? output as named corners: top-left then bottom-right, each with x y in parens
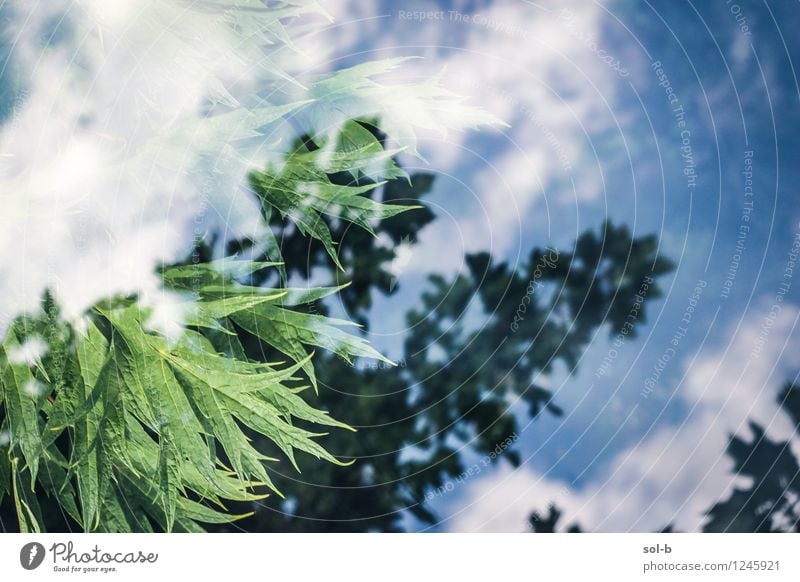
top-left (0, 253), bottom-right (394, 532)
top-left (249, 120), bottom-right (414, 275)
top-left (0, 113), bottom-right (425, 532)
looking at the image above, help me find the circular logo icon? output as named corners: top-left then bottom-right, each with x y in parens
top-left (20, 542), bottom-right (46, 570)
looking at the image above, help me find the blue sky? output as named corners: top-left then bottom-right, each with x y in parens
top-left (312, 0), bottom-right (800, 531)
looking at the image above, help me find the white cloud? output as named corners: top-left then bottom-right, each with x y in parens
top-left (6, 336), bottom-right (47, 366)
top-left (446, 464), bottom-right (571, 533)
top-left (0, 1), bottom-right (274, 331)
top-left (0, 1), bottom-right (509, 333)
top-left (316, 1), bottom-right (628, 263)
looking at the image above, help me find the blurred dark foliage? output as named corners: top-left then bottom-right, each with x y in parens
top-left (703, 382), bottom-right (800, 532)
top-left (209, 128), bottom-right (675, 531)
